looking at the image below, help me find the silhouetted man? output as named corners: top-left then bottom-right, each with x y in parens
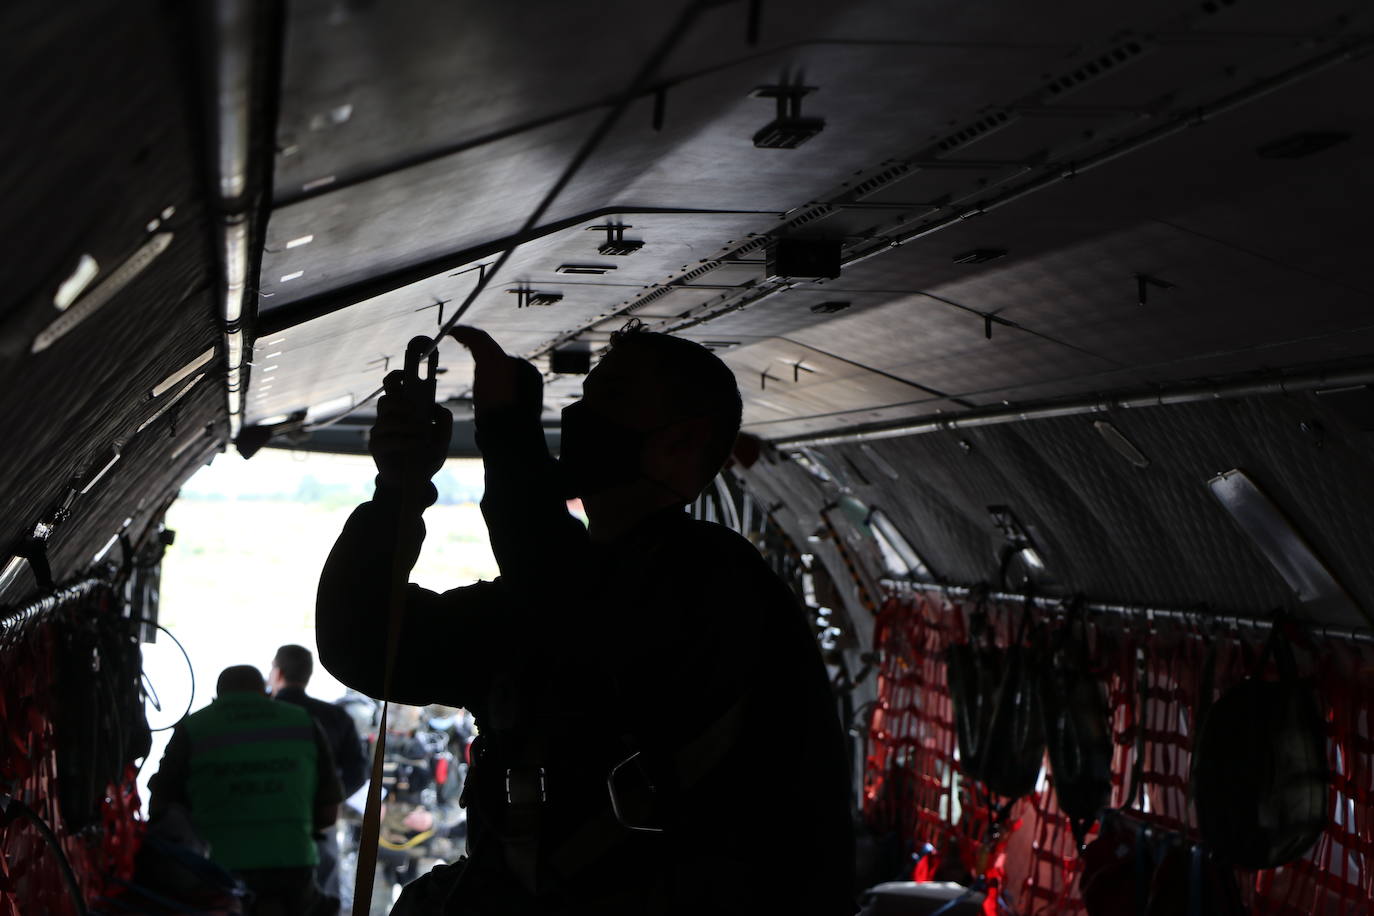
top-left (148, 665), bottom-right (344, 916)
top-left (318, 322), bottom-right (854, 914)
top-left (269, 643), bottom-right (368, 902)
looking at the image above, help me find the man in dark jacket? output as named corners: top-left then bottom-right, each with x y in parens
top-left (316, 323), bottom-right (855, 914)
top-left (269, 643), bottom-right (368, 900)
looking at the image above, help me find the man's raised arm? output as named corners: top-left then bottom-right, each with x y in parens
top-left (316, 366), bottom-right (506, 709)
top-left (450, 326), bottom-right (589, 591)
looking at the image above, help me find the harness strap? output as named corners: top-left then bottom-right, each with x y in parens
top-left (350, 576), bottom-right (406, 915)
top-left (548, 691), bottom-right (750, 880)
top-left (352, 339), bottom-right (441, 915)
top-left (670, 692), bottom-right (748, 791)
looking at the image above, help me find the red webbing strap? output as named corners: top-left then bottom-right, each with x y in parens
top-left (97, 764), bottom-right (143, 897)
top-left (1034, 787), bottom-right (1084, 914)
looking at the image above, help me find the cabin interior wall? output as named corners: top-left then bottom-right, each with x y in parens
top-left (740, 389), bottom-right (1374, 625)
top-left (0, 2), bottom-right (227, 606)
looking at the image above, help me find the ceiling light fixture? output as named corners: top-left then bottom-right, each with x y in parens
top-left (1208, 468), bottom-right (1362, 624)
top-left (136, 374), bottom-right (205, 433)
top-left (79, 447), bottom-right (123, 495)
top-left (151, 348), bottom-right (216, 398)
top-left (1093, 420), bottom-right (1150, 468)
top-left (53, 254), bottom-right (99, 310)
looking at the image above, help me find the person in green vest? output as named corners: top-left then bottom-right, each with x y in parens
top-left (148, 664), bottom-right (344, 915)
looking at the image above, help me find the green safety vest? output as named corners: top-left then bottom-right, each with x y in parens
top-left (185, 692), bottom-right (319, 871)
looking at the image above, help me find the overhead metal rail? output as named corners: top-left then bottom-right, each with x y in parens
top-left (880, 578), bottom-right (1374, 647)
top-left (772, 362), bottom-right (1374, 449)
top-left (0, 575), bottom-right (112, 635)
top-left (205, 0), bottom-right (280, 439)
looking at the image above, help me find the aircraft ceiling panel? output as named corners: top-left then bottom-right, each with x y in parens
top-left (256, 0), bottom-right (1374, 448)
top-left (262, 110), bottom-right (605, 305)
top-left (486, 212), bottom-right (771, 289)
top-left (650, 37), bottom-right (1374, 432)
top-left (717, 336), bottom-right (966, 440)
top-left (777, 300), bottom-right (1121, 403)
top-left (716, 337), bottom-right (939, 414)
top-left (270, 0), bottom-right (1161, 199)
top-left (263, 0), bottom-right (1186, 314)
top-left (1035, 36), bottom-right (1310, 112)
top-left (586, 42), bottom-right (1058, 208)
top-left (276, 1), bottom-right (667, 197)
top-left (1158, 141), bottom-right (1374, 300)
top-left (245, 305), bottom-right (475, 427)
top-left (273, 0), bottom-right (885, 199)
top-left (265, 32), bottom-right (1055, 308)
top-left (720, 198), bottom-right (1373, 413)
top-left (259, 209), bottom-right (769, 323)
top-left (962, 326), bottom-right (1374, 410)
top-left (1197, 0), bottom-right (1371, 33)
top-left (250, 209), bottom-right (774, 424)
top-left (937, 223), bottom-right (1373, 371)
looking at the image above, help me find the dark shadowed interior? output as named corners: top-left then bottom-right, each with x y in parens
top-left (4, 2), bottom-right (1374, 914)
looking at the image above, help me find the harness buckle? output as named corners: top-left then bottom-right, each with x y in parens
top-left (607, 751), bottom-right (664, 833)
top-left (505, 766), bottom-right (546, 805)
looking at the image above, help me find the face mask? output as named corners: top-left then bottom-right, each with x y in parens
top-left (557, 400), bottom-right (651, 498)
top-left (560, 400), bottom-right (713, 504)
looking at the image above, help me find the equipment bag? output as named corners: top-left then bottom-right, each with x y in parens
top-left (977, 615), bottom-right (1045, 800)
top-left (1038, 606), bottom-right (1113, 845)
top-left (945, 604), bottom-right (1000, 780)
top-left (1191, 623), bottom-right (1328, 870)
top-left (952, 599), bottom-right (1044, 800)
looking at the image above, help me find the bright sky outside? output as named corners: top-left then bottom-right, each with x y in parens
top-left (137, 447), bottom-right (499, 802)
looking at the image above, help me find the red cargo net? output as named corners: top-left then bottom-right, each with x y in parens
top-left (1, 586), bottom-right (144, 916)
top-left (864, 590), bottom-right (1374, 915)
